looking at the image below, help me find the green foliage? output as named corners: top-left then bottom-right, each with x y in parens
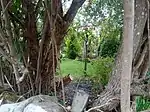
top-left (12, 0), bottom-right (21, 12)
top-left (65, 27), bottom-right (81, 59)
top-left (98, 19), bottom-right (121, 57)
top-left (91, 57), bottom-right (114, 86)
top-left (136, 96), bottom-right (150, 112)
top-left (76, 0), bottom-right (123, 27)
top-left (99, 37), bottom-right (120, 57)
top-left (11, 0), bottom-right (23, 21)
top-left (84, 29), bottom-right (99, 56)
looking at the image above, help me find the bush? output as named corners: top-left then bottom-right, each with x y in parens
top-left (91, 57), bottom-right (114, 86)
top-left (98, 37), bottom-right (120, 57)
top-left (65, 36), bottom-right (80, 59)
top-left (98, 19), bottom-right (121, 58)
top-left (136, 96), bottom-right (150, 112)
top-left (64, 28), bottom-right (81, 59)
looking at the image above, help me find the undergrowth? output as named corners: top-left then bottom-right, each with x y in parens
top-left (136, 96), bottom-right (150, 112)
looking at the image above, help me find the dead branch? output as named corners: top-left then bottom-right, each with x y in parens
top-left (4, 75), bottom-right (15, 92)
top-left (86, 98), bottom-right (119, 112)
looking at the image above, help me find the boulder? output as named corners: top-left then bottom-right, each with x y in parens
top-left (0, 95), bottom-right (66, 112)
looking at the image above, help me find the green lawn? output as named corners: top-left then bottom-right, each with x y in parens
top-left (60, 58), bottom-right (94, 78)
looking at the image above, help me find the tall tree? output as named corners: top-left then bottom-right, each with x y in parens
top-left (121, 0), bottom-right (134, 111)
top-left (0, 0), bottom-right (86, 95)
top-left (90, 0), bottom-right (150, 111)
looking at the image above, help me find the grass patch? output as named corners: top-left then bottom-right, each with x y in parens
top-left (60, 58), bottom-right (94, 78)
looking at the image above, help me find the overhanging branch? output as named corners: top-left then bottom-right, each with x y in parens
top-left (63, 0), bottom-right (86, 26)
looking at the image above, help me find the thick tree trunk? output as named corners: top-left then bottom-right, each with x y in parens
top-left (39, 24), bottom-right (64, 94)
top-left (36, 0), bottom-right (86, 94)
top-left (121, 0), bottom-right (134, 111)
top-left (91, 0), bottom-right (149, 111)
top-left (23, 0), bottom-right (86, 95)
top-left (0, 0), bottom-right (86, 95)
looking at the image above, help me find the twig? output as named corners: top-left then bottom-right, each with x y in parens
top-left (56, 102), bottom-right (68, 112)
top-left (86, 103), bottom-right (106, 112)
top-left (59, 66), bottom-right (66, 105)
top-left (16, 90), bottom-right (32, 102)
top-left (4, 75), bottom-right (15, 92)
top-left (85, 97), bottom-right (119, 112)
top-left (28, 73), bottom-right (35, 96)
top-left (1, 0), bottom-right (12, 17)
top-left (22, 56), bottom-right (35, 96)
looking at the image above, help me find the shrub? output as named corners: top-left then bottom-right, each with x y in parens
top-left (136, 96), bottom-right (150, 112)
top-left (65, 36), bottom-right (80, 59)
top-left (64, 28), bottom-right (81, 59)
top-left (98, 19), bottom-right (121, 58)
top-left (98, 37), bottom-right (120, 58)
top-left (91, 57), bottom-right (114, 86)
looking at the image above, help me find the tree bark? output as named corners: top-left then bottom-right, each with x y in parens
top-left (92, 0), bottom-right (148, 111)
top-left (120, 0), bottom-right (134, 112)
top-left (7, 0), bottom-right (86, 95)
top-left (30, 0), bottom-right (86, 94)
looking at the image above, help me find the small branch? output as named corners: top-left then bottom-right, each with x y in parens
top-left (1, 0), bottom-right (12, 17)
top-left (4, 75), bottom-right (15, 92)
top-left (86, 98), bottom-right (119, 112)
top-left (16, 89), bottom-right (32, 102)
